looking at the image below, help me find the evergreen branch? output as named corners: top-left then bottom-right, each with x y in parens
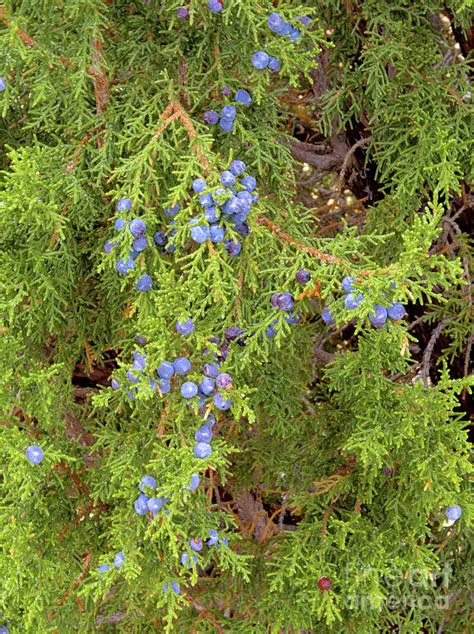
top-left (0, 8), bottom-right (36, 47)
top-left (256, 215), bottom-right (344, 264)
top-left (48, 551), bottom-right (92, 618)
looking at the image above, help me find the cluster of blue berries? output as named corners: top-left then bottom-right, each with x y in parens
top-left (104, 198), bottom-right (153, 291)
top-left (0, 77), bottom-right (6, 93)
top-left (133, 475), bottom-right (170, 518)
top-left (267, 290), bottom-right (301, 338)
top-left (204, 88), bottom-right (252, 132)
top-left (181, 529), bottom-right (228, 569)
top-left (97, 551), bottom-right (126, 574)
top-left (251, 50), bottom-right (281, 73)
top-left (322, 276), bottom-right (406, 328)
top-left (26, 445), bottom-right (44, 464)
top-left (267, 13), bottom-right (312, 43)
top-left (188, 160), bottom-right (257, 254)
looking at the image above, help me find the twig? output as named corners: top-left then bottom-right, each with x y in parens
top-left (338, 136), bottom-right (372, 191)
top-left (182, 595), bottom-right (223, 633)
top-left (0, 8), bottom-right (36, 47)
top-left (421, 321), bottom-right (447, 387)
top-left (49, 552), bottom-right (92, 618)
top-left (257, 216), bottom-right (344, 264)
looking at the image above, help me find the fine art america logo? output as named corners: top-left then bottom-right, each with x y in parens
top-left (343, 562), bottom-right (456, 611)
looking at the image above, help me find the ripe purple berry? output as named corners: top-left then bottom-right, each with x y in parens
top-left (195, 424), bottom-right (213, 443)
top-left (387, 302), bottom-right (406, 320)
top-left (117, 197), bottom-right (132, 212)
top-left (181, 382), bottom-right (198, 399)
top-left (276, 293), bottom-right (294, 311)
top-left (225, 238), bottom-right (241, 256)
top-left (129, 219), bottom-right (146, 237)
top-left (235, 89), bottom-right (252, 106)
top-left (187, 473), bottom-right (200, 491)
top-left (114, 218), bottom-right (126, 231)
top-left (341, 275), bottom-right (356, 292)
top-left (296, 269), bottom-right (311, 284)
top-left (445, 505), bottom-right (462, 521)
top-left (216, 373), bottom-right (232, 389)
top-left (267, 56), bottom-right (281, 72)
top-left (369, 305), bottom-right (388, 328)
top-left (203, 110), bottom-right (219, 124)
top-left (176, 7), bottom-right (189, 19)
top-left (192, 178), bottom-right (207, 193)
top-left (321, 306), bottom-right (335, 325)
top-left (174, 357), bottom-right (192, 374)
top-left (176, 319), bottom-right (195, 335)
top-left (213, 393), bottom-right (231, 410)
top-left (252, 51), bottom-right (270, 70)
top-left (136, 274), bottom-right (152, 292)
top-left (114, 552), bottom-right (126, 569)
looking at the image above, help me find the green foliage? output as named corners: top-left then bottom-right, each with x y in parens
top-left (0, 1), bottom-right (472, 632)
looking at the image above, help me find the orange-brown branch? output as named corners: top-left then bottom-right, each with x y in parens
top-left (0, 8), bottom-right (37, 47)
top-left (257, 215), bottom-right (344, 264)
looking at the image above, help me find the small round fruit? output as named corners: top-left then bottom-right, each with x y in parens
top-left (26, 445), bottom-right (44, 464)
top-left (445, 505), bottom-right (462, 521)
top-left (317, 576), bottom-right (332, 591)
top-left (194, 442), bottom-right (212, 459)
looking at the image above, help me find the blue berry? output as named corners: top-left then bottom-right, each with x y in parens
top-left (203, 110), bottom-right (219, 124)
top-left (341, 276), bottom-right (356, 292)
top-left (192, 178), bottom-right (207, 193)
top-left (199, 193), bottom-right (214, 208)
top-left (236, 190), bottom-right (253, 208)
top-left (189, 537), bottom-right (203, 552)
top-left (26, 445), bottom-right (44, 464)
top-left (241, 175), bottom-right (257, 191)
top-left (445, 504), bottom-right (462, 521)
top-left (111, 377), bottom-right (120, 390)
top-left (199, 377), bottom-right (215, 395)
top-left (285, 311), bottom-right (300, 325)
top-left (225, 238), bottom-right (242, 256)
top-left (147, 497), bottom-right (163, 513)
top-left (300, 15), bottom-right (312, 26)
top-left (321, 306), bottom-right (335, 324)
top-left (208, 0), bottom-right (223, 12)
top-left (132, 236), bottom-right (147, 252)
top-left (117, 197), bottom-right (132, 213)
top-left (369, 305), bottom-right (388, 328)
top-left (387, 302), bottom-right (406, 320)
top-left (207, 529), bottom-right (219, 545)
top-left (176, 7), bottom-right (189, 19)
top-left (276, 293), bottom-right (294, 311)
top-left (221, 105), bottom-right (237, 121)
top-left (252, 50), bottom-right (270, 70)
top-left (213, 393), bottom-right (231, 410)
top-left (181, 551), bottom-right (199, 568)
top-left (267, 12), bottom-right (286, 34)
top-left (190, 225), bottom-right (210, 243)
top-left (136, 274), bottom-right (152, 292)
top-left (267, 56), bottom-right (281, 72)
top-left (194, 442), bottom-right (212, 459)
top-left (0, 77), bottom-right (6, 92)
top-left (176, 318), bottom-right (195, 335)
top-left (163, 205), bottom-right (180, 218)
top-left (127, 370), bottom-right (140, 384)
top-left (221, 86), bottom-right (230, 96)
top-left (210, 225), bottom-right (226, 243)
top-left (129, 219), bottom-right (146, 237)
top-left (154, 231), bottom-right (168, 247)
top-left (235, 89), bottom-right (252, 106)
top-left (132, 350), bottom-right (147, 370)
top-left (98, 564), bottom-right (111, 574)
top-left (216, 373), bottom-right (232, 389)
top-left (344, 292), bottom-right (363, 310)
top-left (224, 325), bottom-right (244, 340)
top-left (222, 197), bottom-right (244, 215)
top-left (104, 240), bottom-right (117, 254)
top-left (235, 222), bottom-right (250, 238)
top-left (114, 218), bottom-right (126, 231)
top-left (113, 552), bottom-right (126, 569)
top-left (266, 321), bottom-right (278, 338)
top-left (204, 207), bottom-right (219, 224)
top-left (296, 269), bottom-right (311, 284)
top-left (187, 473), bottom-right (201, 491)
top-left (229, 160), bottom-right (246, 176)
top-left (134, 494), bottom-right (150, 515)
top-left (288, 26), bottom-right (301, 42)
top-left (181, 381), bottom-right (198, 399)
top-left (220, 170), bottom-right (236, 186)
top-left (157, 378), bottom-right (171, 394)
top-left (157, 361), bottom-right (174, 379)
top-left (139, 475), bottom-right (157, 492)
top-left (203, 362), bottom-right (219, 378)
top-left (195, 424), bottom-right (213, 443)
top-left (174, 357), bottom-right (192, 374)
top-left (271, 292), bottom-right (282, 307)
top-left (219, 119), bottom-right (234, 133)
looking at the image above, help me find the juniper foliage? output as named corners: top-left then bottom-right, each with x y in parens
top-left (0, 1), bottom-right (472, 632)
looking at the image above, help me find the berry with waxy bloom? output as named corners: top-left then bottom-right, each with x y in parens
top-left (26, 445), bottom-right (44, 464)
top-left (199, 377), bottom-right (215, 395)
top-left (139, 475), bottom-right (156, 492)
top-left (203, 362), bottom-right (219, 378)
top-left (225, 238), bottom-right (241, 256)
top-left (176, 7), bottom-right (189, 19)
top-left (189, 537), bottom-right (203, 552)
top-left (136, 274), bottom-right (152, 291)
top-left (181, 381), bottom-right (198, 399)
top-left (195, 424), bottom-right (212, 443)
top-left (267, 56), bottom-right (281, 72)
top-left (98, 564), bottom-right (111, 574)
top-left (344, 292), bottom-right (363, 310)
top-left (129, 218), bottom-right (146, 237)
top-left (157, 378), bottom-right (171, 394)
top-left (0, 77), bottom-right (7, 92)
top-left (117, 197), bottom-right (132, 212)
top-left (194, 442), bottom-right (212, 459)
top-left (147, 497), bottom-right (163, 513)
top-left (104, 239), bottom-right (118, 254)
top-left (187, 473), bottom-right (200, 491)
top-left (216, 373), bottom-right (232, 389)
top-left (134, 494), bottom-right (150, 515)
top-left (176, 319), bottom-right (195, 335)
top-left (252, 50), bottom-right (270, 70)
top-left (192, 178), bottom-right (206, 193)
top-left (157, 361), bottom-right (174, 379)
top-left (114, 218), bottom-right (126, 231)
top-left (207, 529), bottom-right (219, 545)
top-left (229, 160), bottom-right (246, 176)
top-left (241, 175), bottom-right (257, 191)
top-left (387, 302), bottom-right (406, 320)
top-left (235, 89), bottom-right (252, 105)
top-left (445, 505), bottom-right (462, 521)
top-left (276, 293), bottom-right (294, 311)
top-left (213, 392), bottom-right (231, 410)
top-left (114, 552), bottom-right (126, 569)
top-left (174, 357), bottom-right (191, 374)
top-left (321, 306), bottom-right (335, 325)
top-left (369, 305), bottom-right (388, 328)
top-left (221, 105), bottom-right (236, 121)
top-left (341, 275), bottom-right (356, 292)
top-left (210, 225), bottom-right (225, 243)
top-left (296, 269), bottom-right (311, 284)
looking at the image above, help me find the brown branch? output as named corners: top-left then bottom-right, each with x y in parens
top-left (257, 215), bottom-right (344, 264)
top-left (288, 139), bottom-right (346, 171)
top-left (182, 595), bottom-right (223, 633)
top-left (0, 8), bottom-right (36, 47)
top-left (338, 136), bottom-right (372, 191)
top-left (421, 320), bottom-right (448, 387)
top-left (48, 551), bottom-right (92, 619)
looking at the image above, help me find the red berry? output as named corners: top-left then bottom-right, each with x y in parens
top-left (317, 576), bottom-right (332, 591)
